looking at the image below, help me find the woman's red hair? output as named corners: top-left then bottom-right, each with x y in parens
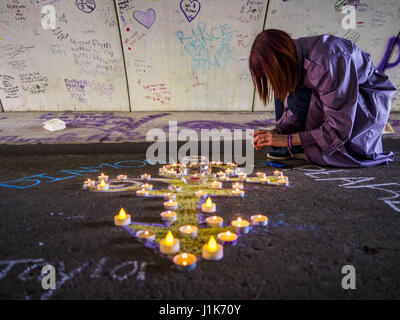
top-left (249, 29), bottom-right (298, 104)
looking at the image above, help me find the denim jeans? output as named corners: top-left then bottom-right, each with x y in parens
top-left (274, 87), bottom-right (313, 123)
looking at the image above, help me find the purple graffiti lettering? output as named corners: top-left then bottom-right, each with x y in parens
top-left (180, 0), bottom-right (201, 23)
top-left (378, 34), bottom-right (400, 72)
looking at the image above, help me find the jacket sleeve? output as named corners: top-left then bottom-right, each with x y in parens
top-left (299, 53), bottom-right (359, 156)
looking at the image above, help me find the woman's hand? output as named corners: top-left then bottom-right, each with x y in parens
top-left (253, 130), bottom-right (288, 150)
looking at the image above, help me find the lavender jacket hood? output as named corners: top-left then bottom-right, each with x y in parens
top-left (294, 35), bottom-right (396, 167)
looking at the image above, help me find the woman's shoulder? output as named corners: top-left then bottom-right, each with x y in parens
top-left (298, 34), bottom-right (355, 57)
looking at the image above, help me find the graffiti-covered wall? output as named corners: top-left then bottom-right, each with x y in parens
top-left (0, 0), bottom-right (399, 112)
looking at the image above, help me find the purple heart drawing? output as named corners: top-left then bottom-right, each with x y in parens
top-left (180, 0), bottom-right (201, 22)
top-left (133, 9), bottom-right (156, 29)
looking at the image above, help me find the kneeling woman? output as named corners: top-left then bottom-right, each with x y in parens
top-left (250, 29), bottom-right (396, 168)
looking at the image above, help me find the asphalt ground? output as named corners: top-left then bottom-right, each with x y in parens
top-left (0, 139), bottom-right (399, 300)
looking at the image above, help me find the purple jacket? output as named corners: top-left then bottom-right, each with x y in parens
top-left (294, 35), bottom-right (396, 167)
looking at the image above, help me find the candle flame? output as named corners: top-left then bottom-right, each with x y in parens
top-left (165, 231), bottom-right (174, 245)
top-left (100, 179), bottom-right (106, 187)
top-left (205, 197), bottom-right (213, 207)
top-left (237, 217), bottom-right (242, 222)
top-left (118, 208), bottom-right (126, 219)
top-left (182, 253), bottom-right (188, 259)
top-left (144, 231), bottom-right (149, 236)
top-left (207, 236), bottom-right (218, 252)
top-left (212, 216), bottom-right (217, 220)
top-left (258, 215), bottom-right (262, 219)
top-left (226, 231), bottom-right (231, 236)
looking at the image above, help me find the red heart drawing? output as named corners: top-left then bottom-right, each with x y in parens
top-left (126, 27), bottom-right (130, 31)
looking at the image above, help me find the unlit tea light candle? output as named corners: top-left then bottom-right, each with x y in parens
top-left (160, 231), bottom-right (180, 255)
top-left (114, 208), bottom-right (131, 226)
top-left (231, 217), bottom-right (250, 234)
top-left (160, 210), bottom-right (177, 222)
top-left (179, 225), bottom-right (198, 238)
top-left (251, 214), bottom-right (268, 226)
top-left (202, 236), bottom-right (223, 260)
top-left (206, 215), bottom-right (223, 228)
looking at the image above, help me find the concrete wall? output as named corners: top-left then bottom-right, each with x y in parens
top-left (0, 0), bottom-right (399, 112)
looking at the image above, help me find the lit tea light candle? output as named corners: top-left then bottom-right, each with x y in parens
top-left (201, 197), bottom-right (216, 213)
top-left (210, 161), bottom-right (216, 165)
top-left (217, 230), bottom-right (238, 246)
top-left (163, 192), bottom-right (176, 200)
top-left (211, 180), bottom-right (222, 189)
top-left (136, 188), bottom-right (149, 197)
top-left (216, 161), bottom-right (224, 166)
top-left (97, 178), bottom-right (109, 191)
top-left (179, 225), bottom-right (198, 238)
top-left (202, 236), bottom-right (223, 260)
top-left (136, 230), bottom-right (156, 242)
top-left (83, 179), bottom-right (95, 189)
top-left (117, 174), bottom-right (127, 180)
top-left (260, 177), bottom-right (271, 185)
top-left (256, 172), bottom-right (266, 178)
top-left (195, 190), bottom-right (208, 198)
top-left (98, 173), bottom-right (108, 181)
top-left (217, 171), bottom-right (226, 177)
top-left (114, 208), bottom-right (131, 226)
top-left (251, 214), bottom-right (268, 226)
top-left (278, 177), bottom-right (289, 187)
top-left (237, 173), bottom-right (248, 182)
top-left (232, 188), bottom-right (245, 197)
top-left (274, 170), bottom-right (283, 177)
top-left (226, 162), bottom-right (237, 168)
top-left (210, 173), bottom-right (217, 178)
top-left (232, 182), bottom-right (244, 190)
top-left (231, 217), bottom-right (250, 234)
top-left (190, 173), bottom-right (201, 181)
top-left (159, 231), bottom-right (180, 255)
top-left (225, 168), bottom-right (234, 176)
top-left (141, 183), bottom-right (153, 190)
top-left (160, 210), bottom-right (177, 222)
top-left (141, 173), bottom-right (151, 181)
top-left (169, 185), bottom-right (181, 192)
top-left (173, 252), bottom-right (197, 271)
top-left (164, 199), bottom-right (178, 211)
top-left (206, 215), bottom-right (223, 228)
top-left (219, 175), bottom-right (230, 182)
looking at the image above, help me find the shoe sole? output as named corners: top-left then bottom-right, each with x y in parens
top-left (266, 153), bottom-right (305, 160)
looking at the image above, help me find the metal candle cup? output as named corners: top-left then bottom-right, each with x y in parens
top-left (117, 174), bottom-right (127, 180)
top-left (219, 175), bottom-right (230, 182)
top-left (250, 214), bottom-right (269, 226)
top-left (160, 210), bottom-right (177, 222)
top-left (232, 182), bottom-right (244, 190)
top-left (217, 231), bottom-right (238, 246)
top-left (256, 172), bottom-right (266, 178)
top-left (97, 179), bottom-right (109, 191)
top-left (179, 225), bottom-right (198, 238)
top-left (206, 215), bottom-right (224, 228)
top-left (231, 217), bottom-right (250, 234)
top-left (173, 252), bottom-right (197, 271)
top-left (83, 179), bottom-right (95, 189)
top-left (225, 168), bottom-right (234, 176)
